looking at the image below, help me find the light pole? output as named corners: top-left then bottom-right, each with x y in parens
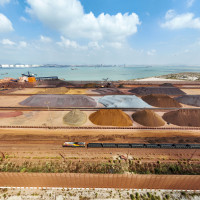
top-left (45, 101), bottom-right (53, 127)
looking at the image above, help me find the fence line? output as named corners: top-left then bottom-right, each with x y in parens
top-left (0, 173), bottom-right (199, 190)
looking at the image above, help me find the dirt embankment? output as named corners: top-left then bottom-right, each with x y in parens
top-left (0, 128), bottom-right (199, 144)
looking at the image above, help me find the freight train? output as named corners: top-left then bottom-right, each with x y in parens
top-left (62, 142), bottom-right (200, 149)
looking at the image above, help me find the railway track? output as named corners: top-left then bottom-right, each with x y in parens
top-left (0, 106), bottom-right (200, 111)
top-left (0, 125), bottom-right (200, 130)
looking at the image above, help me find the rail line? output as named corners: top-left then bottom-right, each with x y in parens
top-left (0, 125), bottom-right (200, 130)
top-left (0, 106), bottom-right (200, 111)
top-left (86, 143), bottom-right (200, 149)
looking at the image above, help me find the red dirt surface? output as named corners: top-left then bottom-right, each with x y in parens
top-left (0, 111), bottom-right (23, 118)
top-left (0, 173), bottom-right (199, 190)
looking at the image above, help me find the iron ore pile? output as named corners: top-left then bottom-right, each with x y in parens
top-left (15, 82), bottom-right (200, 128)
top-left (142, 94), bottom-right (182, 108)
top-left (129, 85), bottom-right (185, 96)
top-left (89, 109), bottom-right (133, 126)
top-left (132, 110), bottom-right (165, 127)
top-left (20, 94), bottom-right (97, 108)
top-left (99, 95), bottom-right (152, 108)
top-left (63, 109), bottom-right (87, 126)
top-left (163, 109), bottom-right (200, 127)
top-left (176, 95), bottom-right (200, 107)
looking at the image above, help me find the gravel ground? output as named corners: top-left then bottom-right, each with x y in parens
top-left (0, 188), bottom-right (199, 200)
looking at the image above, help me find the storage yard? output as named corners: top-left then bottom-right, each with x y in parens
top-left (0, 80), bottom-right (200, 190)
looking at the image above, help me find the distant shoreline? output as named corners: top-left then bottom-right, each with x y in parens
top-left (132, 72), bottom-right (200, 82)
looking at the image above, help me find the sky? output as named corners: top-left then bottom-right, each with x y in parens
top-left (0, 0), bottom-right (200, 65)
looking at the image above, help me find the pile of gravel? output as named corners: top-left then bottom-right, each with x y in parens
top-left (142, 94), bottom-right (182, 108)
top-left (176, 95), bottom-right (200, 107)
top-left (20, 94), bottom-right (97, 108)
top-left (63, 109), bottom-right (87, 126)
top-left (132, 110), bottom-right (165, 127)
top-left (98, 95), bottom-right (152, 108)
top-left (129, 86), bottom-right (185, 96)
top-left (89, 109), bottom-right (133, 126)
top-left (163, 109), bottom-right (200, 127)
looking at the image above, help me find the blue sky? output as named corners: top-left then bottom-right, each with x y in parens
top-left (0, 0), bottom-right (200, 65)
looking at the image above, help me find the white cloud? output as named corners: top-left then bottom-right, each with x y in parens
top-left (57, 36), bottom-right (87, 49)
top-left (40, 35), bottom-right (52, 43)
top-left (20, 16), bottom-right (29, 22)
top-left (0, 0), bottom-right (10, 6)
top-left (19, 41), bottom-right (27, 48)
top-left (165, 9), bottom-right (176, 20)
top-left (106, 42), bottom-right (123, 49)
top-left (0, 13), bottom-right (14, 32)
top-left (88, 41), bottom-right (103, 50)
top-left (1, 38), bottom-right (15, 46)
top-left (161, 11), bottom-right (200, 29)
top-left (187, 0), bottom-right (195, 8)
top-left (26, 0), bottom-right (140, 41)
top-left (147, 49), bottom-right (156, 56)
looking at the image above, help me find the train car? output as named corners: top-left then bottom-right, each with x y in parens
top-left (145, 144), bottom-right (160, 148)
top-left (188, 144), bottom-right (200, 149)
top-left (117, 143), bottom-right (131, 148)
top-left (174, 144), bottom-right (190, 149)
top-left (87, 143), bottom-right (102, 148)
top-left (130, 144), bottom-right (145, 148)
top-left (102, 143), bottom-right (117, 148)
top-left (62, 142), bottom-right (85, 147)
top-left (159, 144), bottom-right (175, 149)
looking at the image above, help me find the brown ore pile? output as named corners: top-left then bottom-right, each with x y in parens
top-left (63, 109), bottom-right (87, 126)
top-left (89, 109), bottom-right (133, 126)
top-left (162, 109), bottom-right (200, 127)
top-left (142, 94), bottom-right (182, 108)
top-left (19, 95), bottom-right (97, 108)
top-left (132, 110), bottom-right (165, 127)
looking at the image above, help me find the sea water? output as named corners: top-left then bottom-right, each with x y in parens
top-left (0, 65), bottom-right (200, 81)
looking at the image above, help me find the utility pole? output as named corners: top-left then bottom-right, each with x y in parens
top-left (45, 101), bottom-right (53, 127)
